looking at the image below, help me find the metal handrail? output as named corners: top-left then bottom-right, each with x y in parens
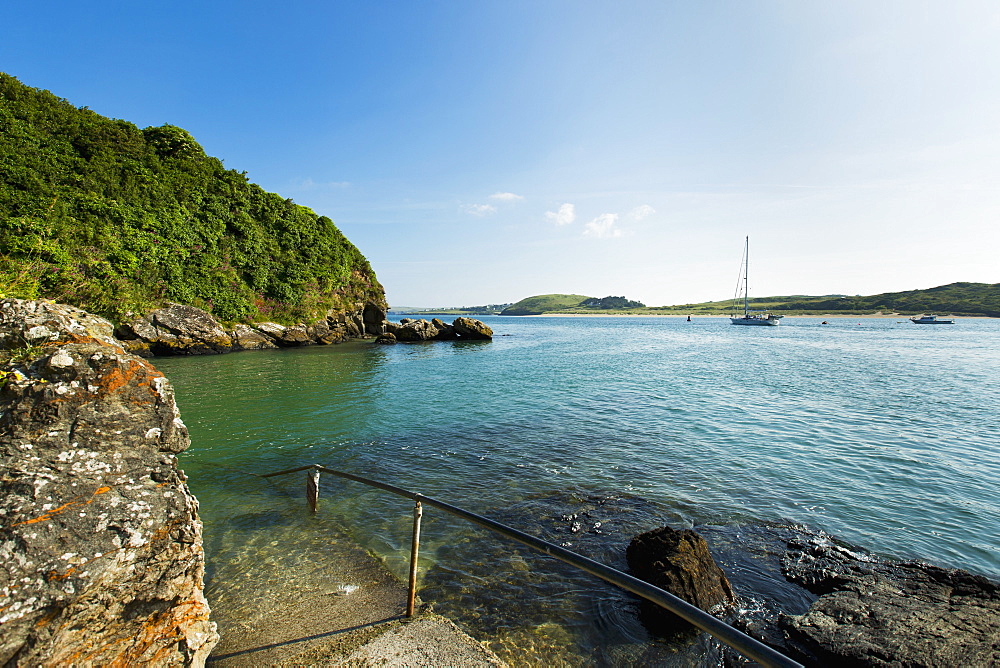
top-left (260, 463), bottom-right (801, 668)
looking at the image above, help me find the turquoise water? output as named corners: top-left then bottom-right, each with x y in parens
top-left (159, 316), bottom-right (1000, 663)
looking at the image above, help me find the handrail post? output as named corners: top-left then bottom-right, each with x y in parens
top-left (406, 499), bottom-right (423, 617)
top-left (306, 468), bottom-right (320, 513)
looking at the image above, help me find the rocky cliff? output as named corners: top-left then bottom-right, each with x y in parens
top-left (0, 299), bottom-right (218, 665)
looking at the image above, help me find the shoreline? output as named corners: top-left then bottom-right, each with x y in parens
top-left (504, 312), bottom-right (997, 319)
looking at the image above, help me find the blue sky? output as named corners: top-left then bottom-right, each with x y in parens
top-left (5, 1), bottom-right (999, 307)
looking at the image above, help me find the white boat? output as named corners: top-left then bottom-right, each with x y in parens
top-left (909, 314), bottom-right (955, 324)
top-left (730, 236), bottom-right (782, 326)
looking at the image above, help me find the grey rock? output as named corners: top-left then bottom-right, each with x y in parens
top-left (395, 319), bottom-right (439, 342)
top-left (780, 535), bottom-right (1000, 667)
top-left (374, 333), bottom-right (398, 345)
top-left (0, 298), bottom-right (119, 350)
top-left (229, 324), bottom-right (279, 351)
top-left (116, 303), bottom-right (233, 355)
top-left (0, 299), bottom-right (218, 666)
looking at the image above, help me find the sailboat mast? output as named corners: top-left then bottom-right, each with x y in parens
top-left (744, 236), bottom-right (749, 315)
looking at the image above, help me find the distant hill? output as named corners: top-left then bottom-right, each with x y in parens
top-left (499, 283), bottom-right (999, 317)
top-left (769, 282), bottom-right (1000, 317)
top-left (501, 294), bottom-right (647, 315)
top-left (0, 72), bottom-right (384, 324)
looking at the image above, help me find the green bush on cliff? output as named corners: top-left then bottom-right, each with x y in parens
top-left (0, 72), bottom-right (383, 324)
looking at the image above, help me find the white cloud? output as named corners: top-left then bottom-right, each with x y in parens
top-left (489, 192), bottom-right (524, 202)
top-left (630, 204), bottom-right (655, 220)
top-left (464, 203), bottom-right (497, 216)
top-left (296, 178), bottom-right (352, 190)
top-left (583, 213), bottom-right (623, 239)
top-left (545, 202), bottom-right (576, 226)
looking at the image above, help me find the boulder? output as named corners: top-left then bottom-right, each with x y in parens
top-left (374, 333), bottom-right (398, 345)
top-left (452, 317), bottom-right (493, 339)
top-left (780, 535), bottom-right (1000, 667)
top-left (251, 322), bottom-right (312, 347)
top-left (229, 323), bottom-right (279, 351)
top-left (626, 526), bottom-right (734, 636)
top-left (0, 298), bottom-right (119, 350)
top-left (394, 319), bottom-right (440, 342)
top-left (431, 318), bottom-right (458, 340)
top-left (0, 299), bottom-right (218, 665)
top-left (116, 303), bottom-right (233, 356)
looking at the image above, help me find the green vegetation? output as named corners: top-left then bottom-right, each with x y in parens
top-left (393, 303), bottom-right (510, 316)
top-left (0, 73), bottom-right (383, 324)
top-left (501, 294), bottom-right (593, 315)
top-left (501, 284), bottom-right (1000, 317)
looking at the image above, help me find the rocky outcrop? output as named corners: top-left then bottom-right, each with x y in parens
top-left (116, 303), bottom-right (234, 356)
top-left (0, 299), bottom-right (218, 665)
top-left (452, 317), bottom-right (493, 339)
top-left (382, 317), bottom-right (491, 343)
top-left (626, 526), bottom-right (735, 636)
top-left (116, 301), bottom-right (390, 356)
top-left (780, 535), bottom-right (1000, 667)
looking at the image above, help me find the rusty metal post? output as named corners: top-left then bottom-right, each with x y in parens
top-left (306, 468), bottom-right (320, 513)
top-left (406, 499), bottom-right (423, 617)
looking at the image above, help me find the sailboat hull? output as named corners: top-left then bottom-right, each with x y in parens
top-left (730, 316), bottom-right (781, 326)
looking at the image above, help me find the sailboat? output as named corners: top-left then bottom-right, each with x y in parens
top-left (730, 236), bottom-right (782, 326)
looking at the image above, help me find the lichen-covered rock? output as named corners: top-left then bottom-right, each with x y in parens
top-left (780, 535), bottom-right (1000, 667)
top-left (452, 317), bottom-right (493, 339)
top-left (0, 299), bottom-right (218, 665)
top-left (0, 299), bottom-right (119, 350)
top-left (116, 303), bottom-right (233, 356)
top-left (394, 319), bottom-right (440, 342)
top-left (229, 324), bottom-right (278, 351)
top-left (626, 525), bottom-right (735, 636)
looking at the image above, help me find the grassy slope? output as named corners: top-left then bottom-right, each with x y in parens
top-left (499, 284), bottom-right (1000, 316)
top-left (0, 72), bottom-right (384, 324)
top-left (501, 294), bottom-right (592, 315)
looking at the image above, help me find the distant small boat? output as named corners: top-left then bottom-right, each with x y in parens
top-left (910, 315), bottom-right (954, 324)
top-left (730, 236), bottom-right (782, 326)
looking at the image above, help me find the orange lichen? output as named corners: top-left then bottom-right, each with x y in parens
top-left (4, 486), bottom-right (111, 530)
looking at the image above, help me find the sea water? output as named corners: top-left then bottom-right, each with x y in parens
top-left (158, 316), bottom-right (1000, 664)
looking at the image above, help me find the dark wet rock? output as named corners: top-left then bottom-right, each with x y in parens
top-left (363, 303), bottom-right (388, 335)
top-left (431, 318), bottom-right (458, 340)
top-left (626, 526), bottom-right (735, 636)
top-left (780, 534), bottom-right (1000, 667)
top-left (453, 317), bottom-right (493, 339)
top-left (116, 302), bottom-right (233, 356)
top-left (0, 299), bottom-right (218, 665)
top-left (374, 333), bottom-right (397, 345)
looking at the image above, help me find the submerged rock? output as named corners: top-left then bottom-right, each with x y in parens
top-left (626, 526), bottom-right (735, 636)
top-left (780, 535), bottom-right (1000, 667)
top-left (0, 299), bottom-right (218, 665)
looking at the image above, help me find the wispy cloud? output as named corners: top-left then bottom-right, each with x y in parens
top-left (296, 178), bottom-right (352, 190)
top-left (630, 204), bottom-right (655, 220)
top-left (583, 213), bottom-right (623, 239)
top-left (489, 192), bottom-right (524, 202)
top-left (545, 203), bottom-right (576, 226)
top-left (464, 203), bottom-right (497, 216)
